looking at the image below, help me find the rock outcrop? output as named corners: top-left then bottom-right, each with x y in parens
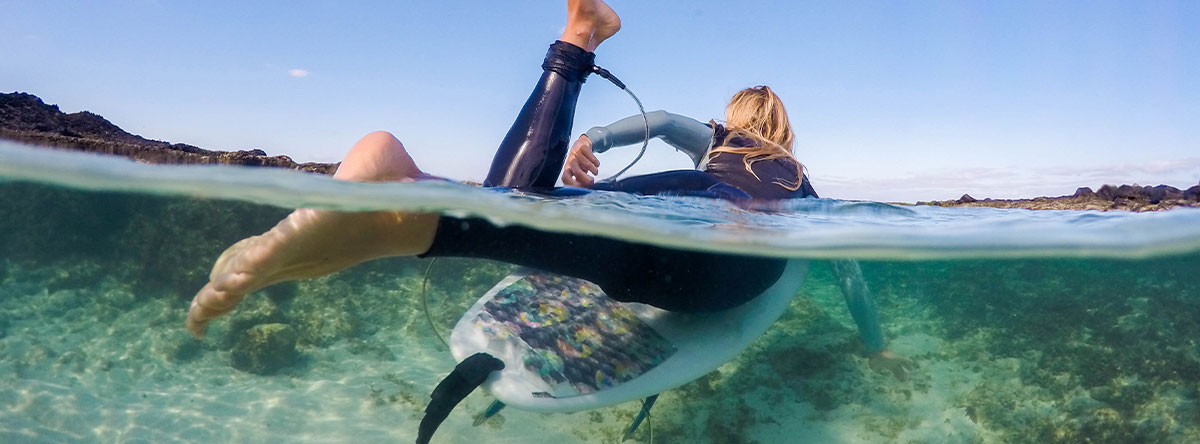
top-left (0, 92), bottom-right (337, 173)
top-left (230, 323), bottom-right (300, 375)
top-left (917, 183), bottom-right (1200, 212)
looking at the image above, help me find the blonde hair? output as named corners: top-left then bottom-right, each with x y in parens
top-left (706, 85), bottom-right (804, 190)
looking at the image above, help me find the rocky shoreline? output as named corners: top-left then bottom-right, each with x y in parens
top-left (0, 92), bottom-right (336, 174)
top-left (4, 91), bottom-right (1198, 211)
top-left (918, 184), bottom-right (1200, 212)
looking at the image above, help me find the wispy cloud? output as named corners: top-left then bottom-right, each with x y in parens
top-left (287, 68), bottom-right (309, 78)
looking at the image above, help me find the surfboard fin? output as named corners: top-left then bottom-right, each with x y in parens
top-left (472, 400), bottom-right (506, 426)
top-left (622, 394), bottom-right (659, 441)
top-left (416, 353), bottom-right (505, 444)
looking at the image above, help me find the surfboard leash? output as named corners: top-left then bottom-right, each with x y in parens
top-left (623, 394), bottom-right (659, 442)
top-left (420, 258), bottom-right (448, 349)
top-left (592, 64), bottom-right (650, 182)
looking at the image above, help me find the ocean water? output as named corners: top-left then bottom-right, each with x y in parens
top-left (1, 140), bottom-right (1198, 443)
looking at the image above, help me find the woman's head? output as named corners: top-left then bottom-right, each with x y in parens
top-left (712, 85), bottom-right (804, 190)
top-left (723, 85), bottom-right (794, 153)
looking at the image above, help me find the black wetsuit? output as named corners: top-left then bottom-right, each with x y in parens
top-left (419, 41), bottom-right (802, 312)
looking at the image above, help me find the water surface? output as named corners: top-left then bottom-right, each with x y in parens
top-left (2, 141), bottom-right (1198, 443)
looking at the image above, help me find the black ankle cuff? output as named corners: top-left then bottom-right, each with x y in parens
top-left (542, 40), bottom-right (595, 82)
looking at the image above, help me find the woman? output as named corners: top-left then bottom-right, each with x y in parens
top-left (185, 0), bottom-right (911, 374)
top-left (563, 86), bottom-right (817, 201)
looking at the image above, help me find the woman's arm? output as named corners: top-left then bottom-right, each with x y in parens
top-left (584, 110), bottom-right (714, 166)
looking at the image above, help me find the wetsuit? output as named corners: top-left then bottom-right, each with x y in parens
top-left (419, 41), bottom-right (884, 351)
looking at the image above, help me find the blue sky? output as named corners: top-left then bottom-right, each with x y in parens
top-left (2, 0), bottom-right (1197, 202)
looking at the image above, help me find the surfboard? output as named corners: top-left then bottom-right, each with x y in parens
top-left (448, 259), bottom-right (808, 413)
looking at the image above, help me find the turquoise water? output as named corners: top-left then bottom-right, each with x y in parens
top-left (1, 140), bottom-right (1199, 443)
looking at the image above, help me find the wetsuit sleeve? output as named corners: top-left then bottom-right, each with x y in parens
top-left (829, 259), bottom-right (887, 354)
top-left (584, 110), bottom-right (714, 167)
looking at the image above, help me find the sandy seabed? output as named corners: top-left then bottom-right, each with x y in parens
top-left (1, 254), bottom-right (1198, 444)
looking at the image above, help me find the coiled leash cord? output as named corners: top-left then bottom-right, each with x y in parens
top-left (592, 65), bottom-right (650, 182)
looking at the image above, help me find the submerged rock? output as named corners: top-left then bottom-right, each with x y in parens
top-left (293, 302), bottom-right (360, 347)
top-left (1073, 407), bottom-right (1132, 442)
top-left (222, 297), bottom-right (286, 348)
top-left (99, 287), bottom-right (138, 310)
top-left (230, 323), bottom-right (300, 375)
top-left (151, 329), bottom-right (201, 363)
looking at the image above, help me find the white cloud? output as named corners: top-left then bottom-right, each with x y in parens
top-left (288, 69), bottom-right (309, 78)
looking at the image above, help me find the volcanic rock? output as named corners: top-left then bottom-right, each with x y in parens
top-left (152, 329), bottom-right (202, 364)
top-left (1146, 185), bottom-right (1183, 204)
top-left (230, 323), bottom-right (300, 375)
top-left (1073, 187), bottom-right (1096, 198)
top-left (223, 297), bottom-right (287, 348)
top-left (919, 183), bottom-right (1200, 212)
top-left (0, 92), bottom-right (337, 173)
top-left (1185, 185), bottom-right (1200, 201)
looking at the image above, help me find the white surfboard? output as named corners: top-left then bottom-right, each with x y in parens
top-left (448, 259), bottom-right (808, 413)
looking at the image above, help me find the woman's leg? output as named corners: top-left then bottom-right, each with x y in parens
top-left (186, 0), bottom-right (623, 337)
top-left (484, 1), bottom-right (620, 188)
top-left (186, 132), bottom-right (439, 336)
top-left (422, 216), bottom-right (787, 312)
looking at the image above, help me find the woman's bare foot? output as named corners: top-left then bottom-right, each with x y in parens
top-left (186, 132), bottom-right (440, 337)
top-left (562, 0), bottom-right (622, 52)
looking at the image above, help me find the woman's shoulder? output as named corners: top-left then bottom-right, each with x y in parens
top-left (709, 121), bottom-right (763, 149)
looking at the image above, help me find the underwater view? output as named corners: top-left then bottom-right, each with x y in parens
top-left (2, 141), bottom-right (1200, 444)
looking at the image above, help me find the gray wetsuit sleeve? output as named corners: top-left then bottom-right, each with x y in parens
top-left (584, 110), bottom-right (714, 167)
top-left (830, 259), bottom-right (887, 354)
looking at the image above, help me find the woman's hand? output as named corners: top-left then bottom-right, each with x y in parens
top-left (868, 348), bottom-right (917, 379)
top-left (562, 135), bottom-right (600, 187)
